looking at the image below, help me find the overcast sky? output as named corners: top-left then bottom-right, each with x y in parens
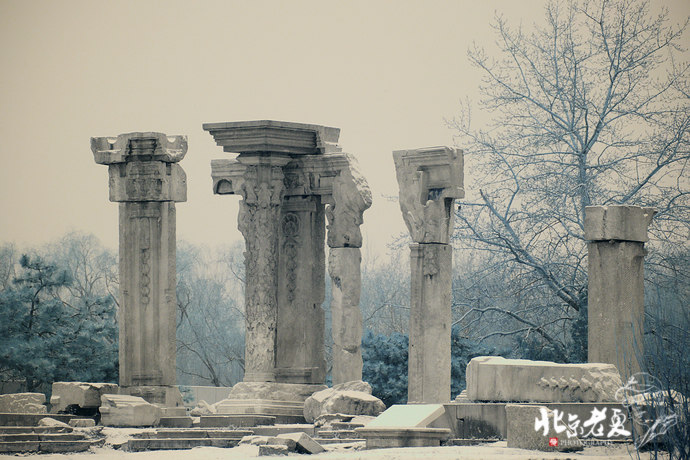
top-left (1, 0), bottom-right (688, 260)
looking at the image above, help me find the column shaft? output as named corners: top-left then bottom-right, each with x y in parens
top-left (408, 243), bottom-right (452, 403)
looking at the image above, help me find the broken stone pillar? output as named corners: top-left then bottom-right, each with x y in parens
top-left (91, 132), bottom-right (186, 410)
top-left (393, 146), bottom-right (464, 404)
top-left (326, 157), bottom-right (372, 384)
top-left (585, 205), bottom-right (655, 379)
top-left (206, 121), bottom-right (370, 419)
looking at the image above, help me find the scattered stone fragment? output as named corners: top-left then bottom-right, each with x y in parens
top-left (99, 394), bottom-right (162, 427)
top-left (50, 382), bottom-right (118, 413)
top-left (304, 381), bottom-right (385, 423)
top-left (277, 432), bottom-right (326, 454)
top-left (0, 392), bottom-right (47, 414)
top-left (190, 400), bottom-right (217, 416)
top-left (38, 417), bottom-right (72, 428)
top-left (314, 413), bottom-right (354, 427)
top-left (69, 418), bottom-right (96, 427)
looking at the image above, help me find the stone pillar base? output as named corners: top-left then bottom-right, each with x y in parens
top-left (120, 385), bottom-right (183, 411)
top-left (214, 381), bottom-right (326, 424)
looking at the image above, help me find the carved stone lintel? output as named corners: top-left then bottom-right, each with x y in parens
top-left (393, 146), bottom-right (463, 244)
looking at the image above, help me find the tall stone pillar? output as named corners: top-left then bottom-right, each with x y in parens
top-left (393, 146), bottom-right (464, 404)
top-left (326, 156), bottom-right (372, 384)
top-left (585, 205), bottom-right (655, 379)
top-left (235, 156), bottom-right (289, 382)
top-left (91, 132), bottom-right (186, 410)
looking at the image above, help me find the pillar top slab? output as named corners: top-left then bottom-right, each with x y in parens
top-left (203, 120), bottom-right (341, 156)
top-left (91, 132), bottom-right (187, 164)
top-left (585, 205), bottom-right (656, 243)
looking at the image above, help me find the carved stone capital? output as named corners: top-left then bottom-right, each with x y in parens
top-left (91, 132), bottom-right (187, 203)
top-left (393, 146), bottom-right (464, 244)
top-left (325, 154), bottom-right (372, 248)
top-left (585, 205), bottom-right (656, 243)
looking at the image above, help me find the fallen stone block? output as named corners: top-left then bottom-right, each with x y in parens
top-left (0, 393), bottom-right (46, 414)
top-left (355, 427), bottom-right (451, 449)
top-left (68, 418), bottom-right (95, 428)
top-left (38, 417), bottom-right (72, 428)
top-left (99, 394), bottom-right (162, 427)
top-left (277, 432), bottom-right (326, 454)
top-left (258, 444), bottom-right (289, 456)
top-left (304, 381), bottom-right (385, 423)
top-left (190, 400), bottom-right (216, 416)
top-left (466, 356), bottom-right (622, 402)
top-left (506, 404), bottom-right (583, 452)
top-left (50, 382), bottom-right (118, 413)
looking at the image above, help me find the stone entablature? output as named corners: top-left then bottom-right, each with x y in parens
top-left (206, 120), bottom-right (370, 386)
top-left (393, 146), bottom-right (464, 244)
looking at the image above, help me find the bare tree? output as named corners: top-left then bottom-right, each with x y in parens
top-left (448, 0), bottom-right (689, 360)
top-left (176, 242), bottom-right (245, 387)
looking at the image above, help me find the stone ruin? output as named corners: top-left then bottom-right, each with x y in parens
top-left (0, 123), bottom-right (658, 455)
top-left (204, 120), bottom-right (372, 420)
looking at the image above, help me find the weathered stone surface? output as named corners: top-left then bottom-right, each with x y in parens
top-left (329, 248), bottom-right (364, 385)
top-left (91, 132), bottom-right (187, 410)
top-left (303, 381), bottom-right (385, 423)
top-left (584, 205), bottom-right (655, 243)
top-left (258, 444), bottom-right (289, 456)
top-left (0, 393), bottom-right (46, 414)
top-left (586, 205), bottom-right (654, 379)
top-left (393, 146), bottom-right (464, 244)
top-left (276, 432), bottom-right (325, 454)
top-left (466, 356), bottom-right (623, 402)
top-left (506, 404), bottom-right (583, 452)
top-left (99, 394), bottom-right (162, 427)
top-left (408, 243), bottom-right (452, 404)
top-left (50, 382), bottom-right (118, 413)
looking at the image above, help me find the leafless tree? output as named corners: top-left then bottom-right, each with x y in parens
top-left (448, 0), bottom-right (689, 360)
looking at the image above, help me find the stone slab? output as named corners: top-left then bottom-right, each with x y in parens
top-left (506, 404), bottom-right (583, 452)
top-left (354, 427), bottom-right (451, 449)
top-left (50, 382), bottom-right (118, 413)
top-left (447, 401), bottom-right (632, 441)
top-left (126, 438), bottom-right (239, 451)
top-left (466, 356), bottom-right (623, 402)
top-left (0, 393), bottom-right (46, 414)
top-left (0, 413), bottom-right (74, 426)
top-left (584, 206), bottom-right (655, 242)
top-left (258, 444), bottom-right (289, 456)
top-left (277, 432), bottom-right (325, 454)
top-left (368, 404), bottom-right (446, 428)
top-left (158, 416), bottom-right (193, 428)
top-left (251, 424), bottom-right (315, 437)
top-left (200, 415), bottom-right (275, 428)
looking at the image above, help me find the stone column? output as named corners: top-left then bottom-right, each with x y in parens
top-left (91, 132), bottom-right (186, 409)
top-left (585, 205), bottom-right (655, 379)
top-left (393, 146), bottom-right (464, 404)
top-left (326, 156), bottom-right (372, 384)
top-left (235, 156), bottom-right (289, 383)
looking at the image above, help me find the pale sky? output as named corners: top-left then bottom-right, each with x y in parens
top-left (1, 0), bottom-right (688, 258)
